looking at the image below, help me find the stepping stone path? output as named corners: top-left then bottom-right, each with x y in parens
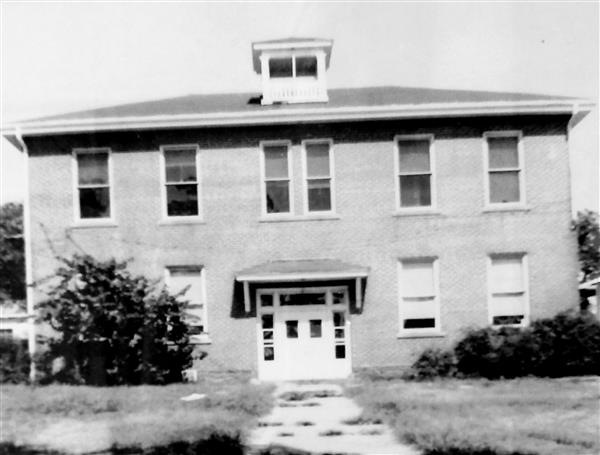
top-left (248, 383), bottom-right (419, 455)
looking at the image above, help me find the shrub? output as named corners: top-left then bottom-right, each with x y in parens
top-left (409, 348), bottom-right (456, 380)
top-left (0, 338), bottom-right (30, 383)
top-left (36, 255), bottom-right (193, 385)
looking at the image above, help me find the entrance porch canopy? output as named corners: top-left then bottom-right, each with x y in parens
top-left (235, 259), bottom-right (369, 312)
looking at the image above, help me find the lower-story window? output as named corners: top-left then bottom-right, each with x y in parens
top-left (398, 258), bottom-right (441, 334)
top-left (488, 254), bottom-right (528, 326)
top-left (165, 266), bottom-right (209, 342)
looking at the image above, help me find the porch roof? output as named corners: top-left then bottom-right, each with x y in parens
top-left (235, 259), bottom-right (369, 282)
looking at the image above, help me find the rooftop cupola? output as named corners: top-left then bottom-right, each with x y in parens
top-left (252, 38), bottom-right (333, 105)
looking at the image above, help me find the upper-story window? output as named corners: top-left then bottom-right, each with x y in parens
top-left (269, 56), bottom-right (317, 79)
top-left (395, 135), bottom-right (434, 209)
top-left (485, 132), bottom-right (524, 206)
top-left (262, 142), bottom-right (292, 215)
top-left (303, 140), bottom-right (334, 213)
top-left (162, 145), bottom-right (200, 217)
top-left (75, 148), bottom-right (111, 220)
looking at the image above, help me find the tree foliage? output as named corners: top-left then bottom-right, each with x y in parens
top-left (572, 210), bottom-right (600, 281)
top-left (37, 255), bottom-right (193, 385)
top-left (0, 203), bottom-right (25, 301)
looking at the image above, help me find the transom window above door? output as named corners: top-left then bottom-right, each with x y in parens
top-left (257, 287), bottom-right (349, 310)
top-left (161, 145), bottom-right (201, 218)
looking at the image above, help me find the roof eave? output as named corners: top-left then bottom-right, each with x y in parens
top-left (2, 99), bottom-right (592, 140)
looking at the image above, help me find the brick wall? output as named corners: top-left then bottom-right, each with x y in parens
top-left (25, 115), bottom-right (578, 372)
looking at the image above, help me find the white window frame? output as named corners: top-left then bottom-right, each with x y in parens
top-left (394, 134), bottom-right (436, 213)
top-left (397, 258), bottom-right (442, 337)
top-left (483, 131), bottom-right (526, 209)
top-left (259, 140), bottom-right (294, 218)
top-left (165, 265), bottom-right (210, 344)
top-left (159, 144), bottom-right (202, 221)
top-left (72, 147), bottom-right (115, 224)
top-left (487, 253), bottom-right (530, 327)
top-left (301, 138), bottom-right (336, 215)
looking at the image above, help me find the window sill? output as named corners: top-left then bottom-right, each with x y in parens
top-left (393, 209), bottom-right (441, 217)
top-left (397, 331), bottom-right (446, 339)
top-left (259, 213), bottom-right (340, 223)
top-left (70, 220), bottom-right (118, 229)
top-left (483, 204), bottom-right (530, 213)
top-left (158, 217), bottom-right (205, 226)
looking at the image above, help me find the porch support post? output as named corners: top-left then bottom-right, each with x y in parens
top-left (355, 277), bottom-right (362, 309)
top-left (243, 281), bottom-right (251, 313)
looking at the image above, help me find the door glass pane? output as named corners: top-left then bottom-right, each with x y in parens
top-left (306, 143), bottom-right (330, 177)
top-left (166, 184), bottom-right (198, 216)
top-left (269, 58), bottom-right (293, 78)
top-left (308, 179), bottom-right (332, 211)
top-left (335, 328), bottom-right (345, 339)
top-left (280, 293), bottom-right (326, 306)
top-left (335, 345), bottom-right (346, 359)
top-left (296, 56), bottom-right (317, 77)
top-left (266, 181), bottom-right (290, 213)
top-left (333, 311), bottom-right (345, 327)
top-left (489, 171), bottom-right (520, 203)
top-left (398, 140), bottom-right (430, 173)
top-left (286, 320), bottom-right (298, 338)
top-left (263, 330), bottom-right (273, 340)
top-left (79, 187), bottom-right (110, 218)
top-left (78, 153), bottom-right (108, 185)
top-left (264, 146), bottom-right (289, 179)
top-left (400, 175), bottom-right (431, 207)
top-left (488, 137), bottom-right (519, 169)
top-left (165, 149), bottom-right (197, 182)
top-left (310, 320), bottom-right (322, 338)
top-left (264, 346), bottom-right (274, 361)
top-left (262, 314), bottom-right (273, 329)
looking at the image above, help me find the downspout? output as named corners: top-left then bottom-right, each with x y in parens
top-left (15, 127), bottom-right (36, 382)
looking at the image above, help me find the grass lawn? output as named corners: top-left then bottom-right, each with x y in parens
top-left (1, 373), bottom-right (274, 454)
top-left (346, 375), bottom-right (600, 455)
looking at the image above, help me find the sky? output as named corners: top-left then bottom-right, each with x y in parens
top-left (1, 2), bottom-right (598, 212)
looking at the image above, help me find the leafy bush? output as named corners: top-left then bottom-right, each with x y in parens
top-left (0, 338), bottom-right (30, 383)
top-left (36, 255), bottom-right (193, 385)
top-left (409, 348), bottom-right (457, 380)
top-left (411, 310), bottom-right (600, 379)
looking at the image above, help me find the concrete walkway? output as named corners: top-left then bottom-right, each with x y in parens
top-left (248, 382), bottom-right (419, 455)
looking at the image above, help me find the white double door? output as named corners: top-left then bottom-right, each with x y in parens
top-left (257, 287), bottom-right (351, 381)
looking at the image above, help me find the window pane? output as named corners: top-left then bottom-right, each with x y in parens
top-left (399, 140), bottom-right (430, 173)
top-left (308, 179), bottom-right (332, 212)
top-left (79, 187), bottom-right (110, 218)
top-left (189, 325), bottom-right (204, 335)
top-left (488, 137), bottom-right (519, 169)
top-left (310, 320), bottom-right (322, 338)
top-left (333, 311), bottom-right (345, 327)
top-left (493, 315), bottom-right (524, 325)
top-left (165, 149), bottom-right (197, 182)
top-left (490, 257), bottom-right (524, 293)
top-left (166, 184), bottom-right (198, 216)
top-left (402, 297), bottom-right (436, 320)
top-left (306, 143), bottom-right (330, 177)
top-left (489, 172), bottom-right (520, 203)
top-left (266, 181), bottom-right (290, 213)
top-left (332, 291), bottom-right (346, 305)
top-left (269, 58), bottom-right (293, 78)
top-left (78, 153), bottom-right (108, 185)
top-left (280, 293), bottom-right (326, 306)
top-left (296, 56), bottom-right (317, 77)
top-left (404, 318), bottom-right (436, 329)
top-left (491, 294), bottom-right (525, 319)
top-left (335, 345), bottom-right (346, 359)
top-left (286, 320), bottom-right (298, 338)
top-left (400, 175), bottom-right (431, 207)
top-left (264, 146), bottom-right (288, 179)
top-left (262, 314), bottom-right (273, 329)
top-left (264, 346), bottom-right (274, 361)
top-left (402, 261), bottom-right (434, 297)
top-left (335, 328), bottom-right (344, 339)
top-left (169, 272), bottom-right (203, 303)
top-left (260, 294), bottom-right (273, 307)
top-left (263, 330), bottom-right (273, 340)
